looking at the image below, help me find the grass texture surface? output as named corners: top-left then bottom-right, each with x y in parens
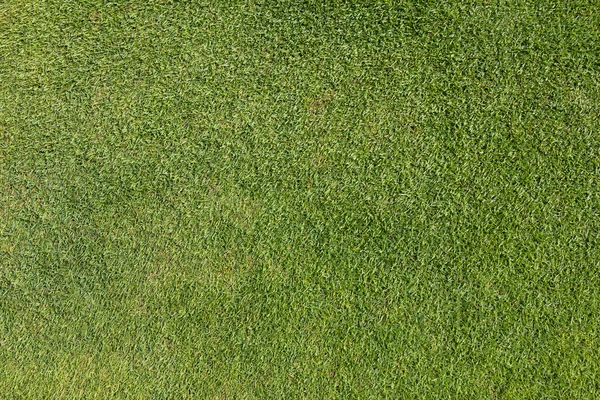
top-left (1, 0), bottom-right (599, 398)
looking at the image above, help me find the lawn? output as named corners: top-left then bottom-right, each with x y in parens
top-left (1, 0), bottom-right (599, 398)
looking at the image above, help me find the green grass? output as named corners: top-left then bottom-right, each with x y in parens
top-left (1, 0), bottom-right (599, 398)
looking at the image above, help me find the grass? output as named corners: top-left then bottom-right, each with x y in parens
top-left (1, 0), bottom-right (599, 398)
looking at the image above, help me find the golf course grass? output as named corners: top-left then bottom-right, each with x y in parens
top-left (1, 0), bottom-right (599, 397)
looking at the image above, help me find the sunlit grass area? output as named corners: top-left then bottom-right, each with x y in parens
top-left (1, 0), bottom-right (599, 397)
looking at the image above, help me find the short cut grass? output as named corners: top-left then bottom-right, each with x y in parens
top-left (1, 0), bottom-right (599, 398)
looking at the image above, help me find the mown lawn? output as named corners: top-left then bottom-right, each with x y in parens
top-left (1, 0), bottom-right (599, 398)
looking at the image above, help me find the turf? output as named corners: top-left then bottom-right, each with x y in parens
top-left (1, 0), bottom-right (599, 398)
